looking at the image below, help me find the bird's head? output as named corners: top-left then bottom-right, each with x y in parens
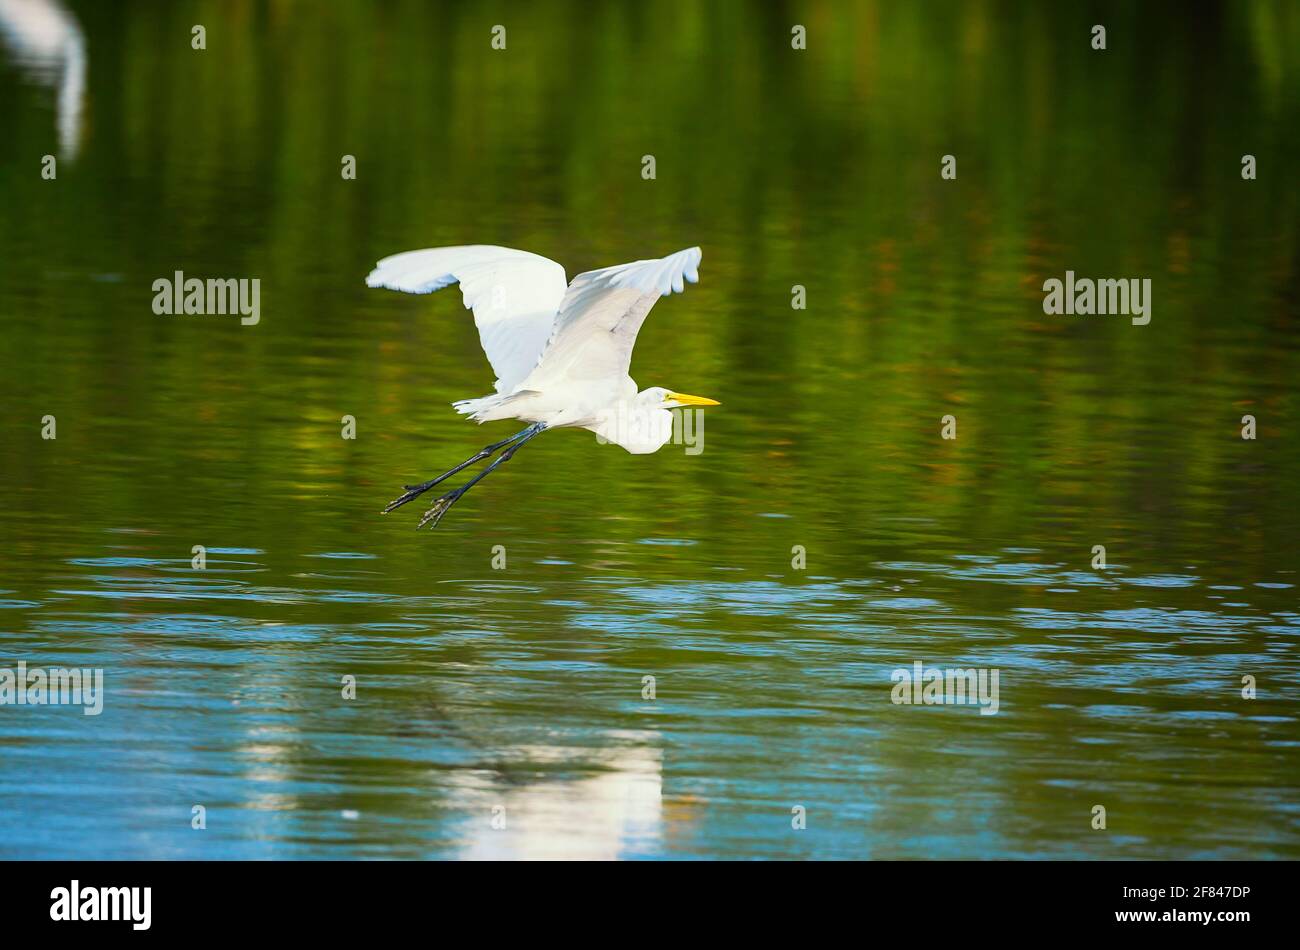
top-left (591, 387), bottom-right (720, 454)
top-left (638, 386), bottom-right (720, 410)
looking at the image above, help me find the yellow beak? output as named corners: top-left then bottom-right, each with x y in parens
top-left (668, 391), bottom-right (720, 407)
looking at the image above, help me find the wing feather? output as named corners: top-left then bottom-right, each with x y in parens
top-left (528, 247), bottom-right (701, 384)
top-left (366, 245), bottom-right (567, 393)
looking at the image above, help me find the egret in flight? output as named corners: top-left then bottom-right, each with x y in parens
top-left (366, 245), bottom-right (718, 528)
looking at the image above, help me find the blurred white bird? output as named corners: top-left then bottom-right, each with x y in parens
top-left (366, 245), bottom-right (718, 528)
top-left (0, 0), bottom-right (86, 160)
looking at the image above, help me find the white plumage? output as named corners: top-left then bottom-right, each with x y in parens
top-left (532, 247), bottom-right (702, 389)
top-left (365, 245), bottom-right (568, 394)
top-left (367, 244), bottom-right (717, 528)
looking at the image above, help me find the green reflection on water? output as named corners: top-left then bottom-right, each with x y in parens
top-left (0, 0), bottom-right (1297, 859)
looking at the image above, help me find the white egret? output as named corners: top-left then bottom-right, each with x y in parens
top-left (366, 245), bottom-right (718, 528)
top-left (0, 0), bottom-right (86, 160)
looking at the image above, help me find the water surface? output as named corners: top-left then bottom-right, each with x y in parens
top-left (1, 0), bottom-right (1298, 859)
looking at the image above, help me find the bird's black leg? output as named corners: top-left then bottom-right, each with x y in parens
top-left (382, 423), bottom-right (543, 514)
top-left (417, 423), bottom-right (548, 529)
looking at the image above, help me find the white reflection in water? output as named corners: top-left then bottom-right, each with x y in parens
top-left (456, 740), bottom-right (663, 860)
top-left (0, 0), bottom-right (86, 159)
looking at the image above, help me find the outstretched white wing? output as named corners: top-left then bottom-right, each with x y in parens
top-left (366, 245), bottom-right (568, 393)
top-left (530, 246), bottom-right (702, 385)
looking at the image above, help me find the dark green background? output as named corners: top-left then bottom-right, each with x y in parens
top-left (0, 0), bottom-right (1296, 858)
